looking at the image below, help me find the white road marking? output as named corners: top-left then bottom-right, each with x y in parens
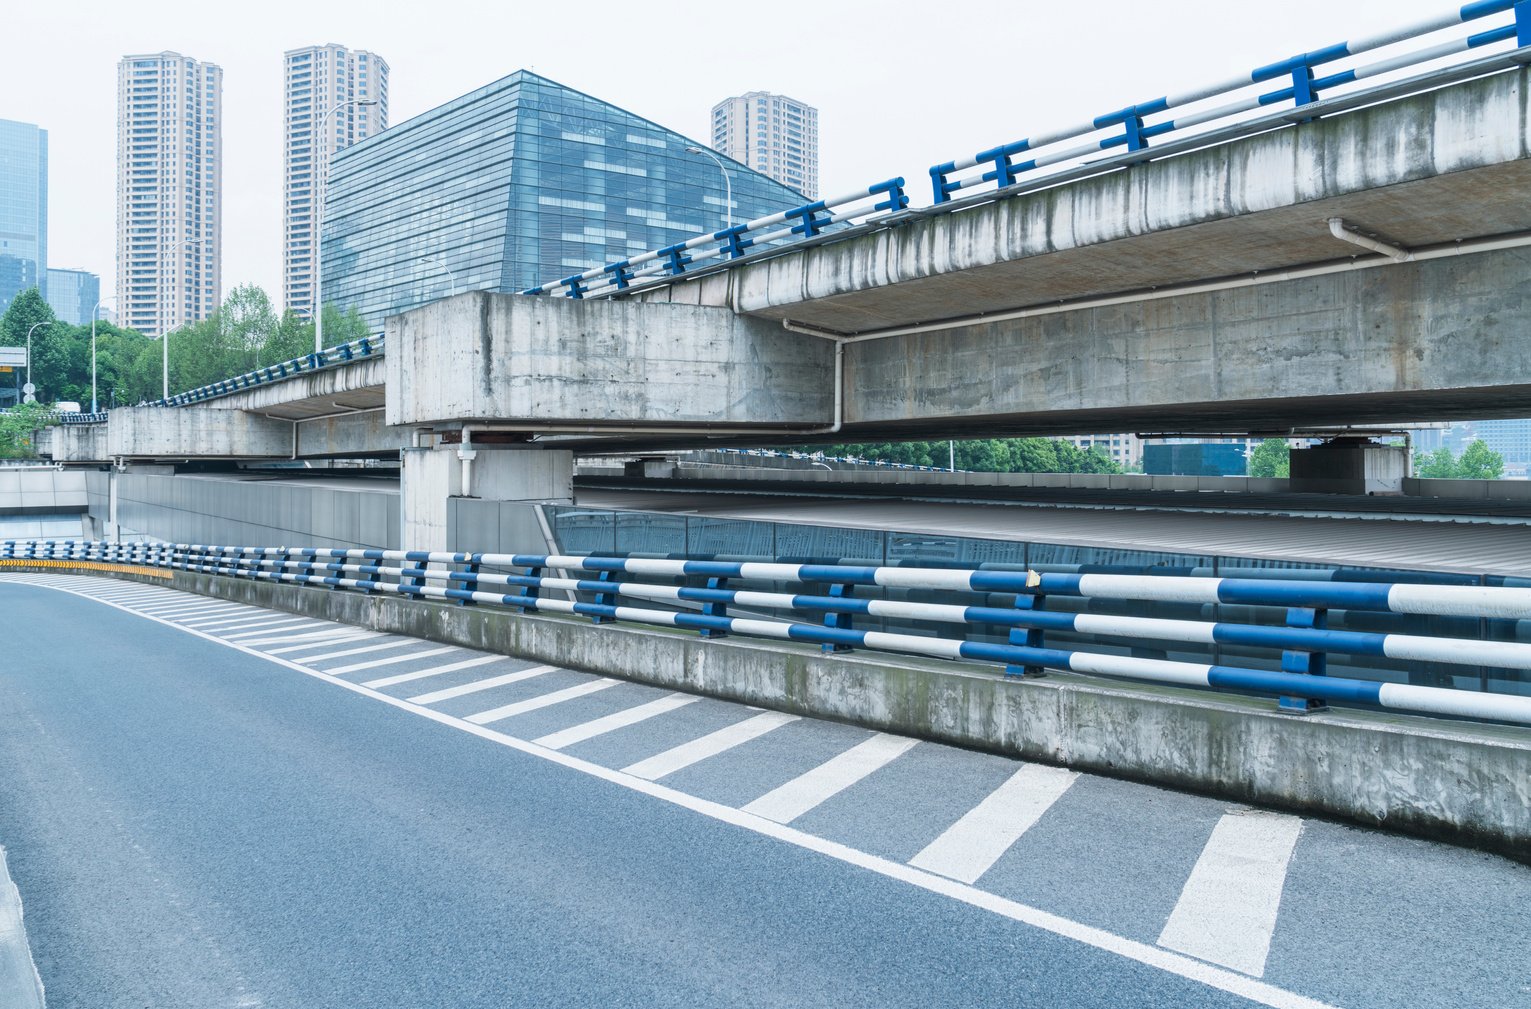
top-left (136, 601), bottom-right (249, 618)
top-left (294, 639), bottom-right (418, 664)
top-left (1157, 810), bottom-right (1304, 977)
top-left (0, 844), bottom-right (45, 1009)
top-left (183, 613), bottom-right (291, 630)
top-left (465, 679), bottom-right (618, 724)
top-left (741, 733), bottom-right (919, 824)
top-left (236, 628), bottom-right (374, 647)
top-left (223, 620), bottom-right (333, 640)
top-left (533, 693), bottom-right (700, 750)
top-left (3, 574), bottom-right (1337, 1009)
top-left (324, 646), bottom-right (459, 676)
top-left (362, 654), bottom-right (503, 689)
top-left (263, 633), bottom-right (376, 655)
top-left (622, 710), bottom-right (800, 780)
top-left (909, 763), bottom-right (1079, 883)
top-left (406, 665), bottom-right (558, 703)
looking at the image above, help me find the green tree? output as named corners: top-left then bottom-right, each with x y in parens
top-left (1456, 440), bottom-right (1505, 480)
top-left (805, 437), bottom-right (1122, 475)
top-left (0, 401), bottom-right (59, 458)
top-left (0, 287), bottom-right (56, 400)
top-left (1248, 438), bottom-right (1291, 478)
top-left (1416, 447), bottom-right (1460, 479)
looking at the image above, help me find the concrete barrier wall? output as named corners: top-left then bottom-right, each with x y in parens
top-left (80, 567), bottom-right (1531, 863)
top-left (113, 471), bottom-right (399, 549)
top-left (0, 468), bottom-right (87, 513)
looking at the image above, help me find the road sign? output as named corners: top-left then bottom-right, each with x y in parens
top-left (0, 347), bottom-right (25, 368)
top-left (22, 394), bottom-right (35, 404)
top-left (22, 382), bottom-right (34, 395)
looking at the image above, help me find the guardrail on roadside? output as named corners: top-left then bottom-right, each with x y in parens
top-left (6, 538), bottom-right (1530, 727)
top-left (154, 335), bottom-right (384, 409)
top-left (525, 2), bottom-right (1530, 301)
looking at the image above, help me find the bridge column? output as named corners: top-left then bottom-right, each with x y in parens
top-left (1288, 438), bottom-right (1408, 496)
top-left (400, 443), bottom-right (573, 553)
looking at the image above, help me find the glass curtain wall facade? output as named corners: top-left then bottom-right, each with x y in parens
top-left (0, 118), bottom-right (48, 315)
top-left (323, 72), bottom-right (807, 328)
top-left (45, 268), bottom-right (101, 325)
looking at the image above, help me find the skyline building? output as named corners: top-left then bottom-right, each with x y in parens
top-left (45, 268), bottom-right (101, 326)
top-left (115, 51), bottom-right (223, 338)
top-left (282, 43), bottom-right (388, 316)
top-left (323, 71), bottom-right (807, 328)
top-left (0, 118), bottom-right (48, 315)
top-left (710, 91), bottom-right (818, 198)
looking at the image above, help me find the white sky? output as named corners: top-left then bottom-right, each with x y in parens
top-left (1, 0), bottom-right (1465, 303)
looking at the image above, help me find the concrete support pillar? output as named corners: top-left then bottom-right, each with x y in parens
top-left (1289, 438), bottom-right (1408, 495)
top-left (400, 445), bottom-right (573, 552)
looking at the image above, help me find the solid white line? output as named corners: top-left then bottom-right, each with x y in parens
top-left (14, 576), bottom-right (1336, 1009)
top-left (533, 693), bottom-right (700, 750)
top-left (465, 679), bottom-right (618, 724)
top-left (223, 620), bottom-right (333, 640)
top-left (324, 646), bottom-right (459, 676)
top-left (406, 665), bottom-right (559, 703)
top-left (362, 654), bottom-right (504, 689)
top-left (741, 733), bottom-right (919, 824)
top-left (1157, 811), bottom-right (1304, 978)
top-left (294, 639), bottom-right (418, 664)
top-left (622, 710), bottom-right (800, 780)
top-left (264, 633), bottom-right (376, 655)
top-left (909, 764), bottom-right (1079, 884)
top-left (88, 589), bottom-right (171, 602)
top-left (0, 845), bottom-right (44, 1009)
top-left (136, 601), bottom-right (249, 618)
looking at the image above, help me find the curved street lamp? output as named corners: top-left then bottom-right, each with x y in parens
top-left (419, 255), bottom-right (458, 297)
top-left (313, 97), bottom-right (379, 352)
top-left (24, 321), bottom-right (52, 402)
top-left (684, 146), bottom-right (732, 231)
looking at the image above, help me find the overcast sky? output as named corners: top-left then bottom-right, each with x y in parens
top-left (2, 0), bottom-right (1463, 304)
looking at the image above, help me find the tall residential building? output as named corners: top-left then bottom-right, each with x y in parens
top-left (710, 92), bottom-right (818, 198)
top-left (115, 52), bottom-right (222, 338)
top-left (283, 44), bottom-right (388, 316)
top-left (0, 118), bottom-right (48, 315)
top-left (46, 268), bottom-right (101, 325)
top-left (324, 71), bottom-right (806, 329)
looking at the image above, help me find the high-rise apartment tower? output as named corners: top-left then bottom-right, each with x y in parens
top-left (115, 52), bottom-right (222, 338)
top-left (710, 92), bottom-right (818, 199)
top-left (0, 118), bottom-right (48, 315)
top-left (283, 43), bottom-right (388, 316)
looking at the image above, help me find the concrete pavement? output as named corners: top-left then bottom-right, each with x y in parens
top-left (2, 574), bottom-right (1528, 1008)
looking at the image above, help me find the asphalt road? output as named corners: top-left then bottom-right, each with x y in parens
top-left (0, 575), bottom-right (1527, 1009)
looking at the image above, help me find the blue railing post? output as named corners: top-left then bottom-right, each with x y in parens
top-left (592, 569), bottom-right (619, 624)
top-left (700, 575), bottom-right (729, 639)
top-left (1278, 606), bottom-right (1329, 713)
top-left (458, 554), bottom-right (481, 606)
top-left (517, 565), bottom-right (543, 604)
top-left (1519, 0), bottom-right (1531, 45)
top-left (1005, 591), bottom-right (1048, 678)
top-left (822, 582), bottom-right (855, 653)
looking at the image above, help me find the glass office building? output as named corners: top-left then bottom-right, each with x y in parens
top-left (0, 118), bottom-right (48, 315)
top-left (46, 268), bottom-right (101, 325)
top-left (322, 72), bottom-right (809, 328)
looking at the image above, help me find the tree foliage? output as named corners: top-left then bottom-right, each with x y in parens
top-left (794, 438), bottom-right (1122, 475)
top-left (0, 401), bottom-right (59, 458)
top-left (1247, 438), bottom-right (1291, 479)
top-left (1416, 441), bottom-right (1504, 480)
top-left (0, 284), bottom-right (368, 408)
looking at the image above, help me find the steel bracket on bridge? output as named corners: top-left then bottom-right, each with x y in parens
top-left (1278, 606), bottom-right (1330, 714)
top-left (1005, 592), bottom-right (1048, 678)
top-left (821, 582), bottom-right (856, 653)
top-left (700, 575), bottom-right (730, 639)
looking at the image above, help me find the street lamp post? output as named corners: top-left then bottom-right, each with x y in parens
top-left (164, 237), bottom-right (205, 399)
top-left (313, 97), bottom-right (379, 353)
top-left (419, 256), bottom-right (458, 297)
top-left (24, 321), bottom-right (51, 403)
top-left (90, 296), bottom-right (117, 415)
top-left (684, 146), bottom-right (732, 231)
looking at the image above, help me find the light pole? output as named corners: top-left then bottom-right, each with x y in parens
top-left (419, 256), bottom-right (457, 297)
top-left (684, 146), bottom-right (732, 231)
top-left (313, 97), bottom-right (379, 352)
top-left (164, 237), bottom-right (205, 399)
top-left (24, 321), bottom-right (51, 402)
top-left (90, 296), bottom-right (116, 414)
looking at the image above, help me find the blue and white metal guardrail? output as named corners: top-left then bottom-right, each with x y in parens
top-left (153, 335), bottom-right (384, 409)
top-left (527, 2), bottom-right (1531, 301)
top-left (6, 539), bottom-right (1531, 727)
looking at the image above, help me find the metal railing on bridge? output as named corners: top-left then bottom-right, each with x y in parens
top-left (6, 538), bottom-right (1530, 728)
top-left (153, 335), bottom-right (384, 409)
top-left (525, 1), bottom-right (1531, 302)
